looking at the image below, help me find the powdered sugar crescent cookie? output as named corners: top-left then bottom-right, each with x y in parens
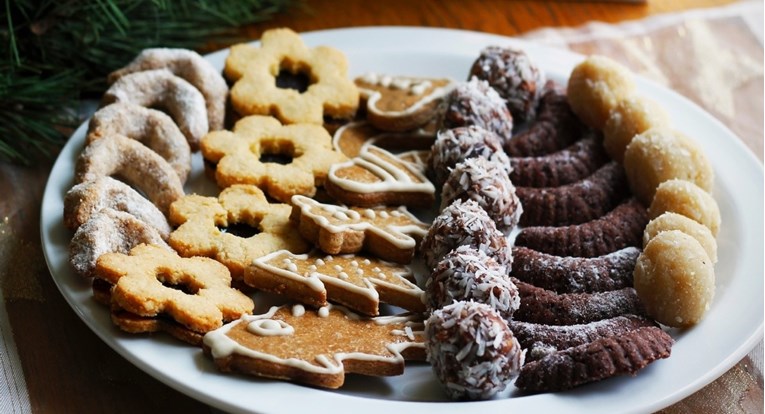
top-left (201, 115), bottom-right (347, 203)
top-left (290, 195), bottom-right (429, 264)
top-left (87, 102), bottom-right (191, 182)
top-left (203, 304), bottom-right (425, 389)
top-left (355, 73), bottom-right (454, 131)
top-left (246, 250), bottom-right (424, 316)
top-left (168, 185), bottom-right (309, 282)
top-left (94, 244), bottom-right (254, 344)
top-left (102, 68), bottom-right (208, 150)
top-left (108, 48), bottom-right (228, 130)
top-left (325, 144), bottom-right (436, 208)
top-left (332, 121), bottom-right (435, 159)
top-left (226, 28), bottom-right (359, 125)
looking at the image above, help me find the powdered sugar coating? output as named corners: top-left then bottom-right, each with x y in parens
top-left (425, 301), bottom-right (524, 400)
top-left (469, 46), bottom-right (545, 122)
top-left (427, 125), bottom-right (511, 187)
top-left (441, 77), bottom-right (514, 144)
top-left (440, 157), bottom-right (522, 234)
top-left (425, 246), bottom-right (519, 319)
top-left (420, 199), bottom-right (512, 270)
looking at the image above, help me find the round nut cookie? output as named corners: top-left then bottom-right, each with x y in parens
top-left (567, 55), bottom-right (636, 129)
top-left (603, 95), bottom-right (670, 164)
top-left (648, 179), bottom-right (721, 236)
top-left (644, 212), bottom-right (717, 263)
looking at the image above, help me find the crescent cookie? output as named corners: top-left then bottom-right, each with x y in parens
top-left (225, 28), bottom-right (359, 125)
top-left (201, 115), bottom-right (348, 203)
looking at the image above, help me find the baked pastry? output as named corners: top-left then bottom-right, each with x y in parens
top-left (427, 125), bottom-right (510, 187)
top-left (441, 77), bottom-right (514, 144)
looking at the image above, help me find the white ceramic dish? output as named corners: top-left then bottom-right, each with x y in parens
top-left (41, 27), bottom-right (763, 414)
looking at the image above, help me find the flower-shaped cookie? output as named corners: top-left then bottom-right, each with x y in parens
top-left (168, 185), bottom-right (310, 281)
top-left (225, 28), bottom-right (359, 124)
top-left (201, 115), bottom-right (348, 202)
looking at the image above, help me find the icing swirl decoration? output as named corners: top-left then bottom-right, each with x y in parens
top-left (247, 319), bottom-right (295, 337)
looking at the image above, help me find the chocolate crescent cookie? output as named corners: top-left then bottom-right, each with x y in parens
top-left (513, 280), bottom-right (645, 325)
top-left (515, 198), bottom-right (647, 257)
top-left (515, 326), bottom-right (673, 392)
top-left (516, 161), bottom-right (630, 227)
top-left (509, 315), bottom-right (656, 361)
top-left (508, 131), bottom-right (609, 188)
top-left (503, 84), bottom-right (584, 157)
top-left (510, 246), bottom-right (639, 294)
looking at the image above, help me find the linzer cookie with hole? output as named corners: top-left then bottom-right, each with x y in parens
top-left (225, 28), bottom-right (359, 125)
top-left (245, 250), bottom-right (424, 316)
top-left (203, 304), bottom-right (425, 389)
top-left (355, 73), bottom-right (454, 131)
top-left (168, 185), bottom-right (309, 283)
top-left (290, 195), bottom-right (428, 264)
top-left (201, 115), bottom-right (347, 203)
top-left (94, 243), bottom-right (254, 345)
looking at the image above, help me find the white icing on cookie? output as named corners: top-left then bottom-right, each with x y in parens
top-left (247, 318), bottom-right (295, 336)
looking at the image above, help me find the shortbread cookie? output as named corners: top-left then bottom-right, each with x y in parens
top-left (623, 127), bottom-right (714, 205)
top-left (603, 95), bottom-right (670, 163)
top-left (644, 212), bottom-right (717, 263)
top-left (69, 208), bottom-right (170, 278)
top-left (102, 69), bottom-right (208, 149)
top-left (514, 281), bottom-right (645, 325)
top-left (64, 176), bottom-right (171, 238)
top-left (440, 157), bottom-right (522, 234)
top-left (290, 195), bottom-right (429, 264)
top-left (427, 125), bottom-right (511, 187)
top-left (225, 28), bottom-right (359, 124)
top-left (633, 230), bottom-right (715, 328)
top-left (515, 326), bottom-right (673, 392)
top-left (325, 144), bottom-right (435, 208)
top-left (246, 250), bottom-right (424, 316)
top-left (567, 55), bottom-right (636, 129)
top-left (94, 244), bottom-right (253, 343)
top-left (108, 48), bottom-right (228, 130)
top-left (425, 246), bottom-right (519, 319)
top-left (469, 46), bottom-right (545, 122)
top-left (517, 161), bottom-right (630, 227)
top-left (75, 134), bottom-right (185, 215)
top-left (515, 198), bottom-right (647, 258)
top-left (441, 77), bottom-right (514, 144)
top-left (425, 301), bottom-right (524, 401)
top-left (203, 304), bottom-right (425, 389)
top-left (87, 102), bottom-right (191, 182)
top-left (648, 179), bottom-right (720, 236)
top-left (510, 315), bottom-right (656, 362)
top-left (168, 185), bottom-right (309, 282)
top-left (510, 246), bottom-right (639, 294)
top-left (332, 121), bottom-right (435, 158)
top-left (355, 73), bottom-right (454, 131)
top-left (201, 115), bottom-right (347, 203)
top-left (421, 199), bottom-right (512, 270)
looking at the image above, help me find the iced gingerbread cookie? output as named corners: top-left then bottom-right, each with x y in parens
top-left (246, 250), bottom-right (424, 316)
top-left (203, 304), bottom-right (425, 389)
top-left (567, 55), bottom-right (636, 129)
top-left (225, 28), bottom-right (359, 125)
top-left (201, 115), bottom-right (347, 203)
top-left (355, 73), bottom-right (454, 131)
top-left (648, 179), bottom-right (721, 236)
top-left (290, 195), bottom-right (429, 264)
top-left (332, 121), bottom-right (435, 159)
top-left (168, 185), bottom-right (309, 282)
top-left (94, 244), bottom-right (254, 345)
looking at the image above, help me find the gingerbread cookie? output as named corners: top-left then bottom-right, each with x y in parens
top-left (246, 250), bottom-right (425, 316)
top-left (325, 144), bottom-right (435, 208)
top-left (203, 304), bottom-right (425, 389)
top-left (94, 244), bottom-right (254, 343)
top-left (226, 28), bottom-right (359, 124)
top-left (290, 195), bottom-right (429, 264)
top-left (355, 73), bottom-right (454, 131)
top-left (201, 115), bottom-right (347, 203)
top-left (168, 185), bottom-right (309, 282)
top-left (332, 121), bottom-right (435, 159)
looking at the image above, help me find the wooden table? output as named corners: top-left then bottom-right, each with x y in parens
top-left (1, 0), bottom-right (761, 412)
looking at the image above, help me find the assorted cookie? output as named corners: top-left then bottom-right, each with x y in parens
top-left (59, 28), bottom-right (728, 402)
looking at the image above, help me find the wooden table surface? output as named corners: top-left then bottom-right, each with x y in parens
top-left (1, 0), bottom-right (761, 413)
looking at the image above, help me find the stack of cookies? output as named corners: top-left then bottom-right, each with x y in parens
top-left (60, 27), bottom-right (720, 400)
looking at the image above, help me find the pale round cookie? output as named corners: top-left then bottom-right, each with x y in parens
top-left (648, 179), bottom-right (721, 236)
top-left (623, 127), bottom-right (714, 205)
top-left (567, 55), bottom-right (635, 129)
top-left (644, 212), bottom-right (717, 263)
top-left (603, 95), bottom-right (670, 163)
top-left (633, 230), bottom-right (715, 328)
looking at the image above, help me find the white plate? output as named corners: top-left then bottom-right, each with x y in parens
top-left (41, 27), bottom-right (763, 414)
